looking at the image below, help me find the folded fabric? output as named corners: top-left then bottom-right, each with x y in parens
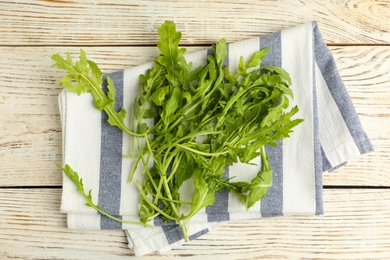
top-left (58, 21), bottom-right (373, 256)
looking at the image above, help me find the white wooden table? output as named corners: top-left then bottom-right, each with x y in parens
top-left (1, 1), bottom-right (389, 258)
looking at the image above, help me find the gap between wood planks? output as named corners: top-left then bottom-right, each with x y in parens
top-left (1, 185), bottom-right (390, 189)
top-left (0, 43), bottom-right (389, 48)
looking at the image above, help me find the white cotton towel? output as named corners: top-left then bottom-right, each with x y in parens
top-left (58, 21), bottom-right (373, 256)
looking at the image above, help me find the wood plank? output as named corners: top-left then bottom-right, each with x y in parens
top-left (1, 188), bottom-right (390, 258)
top-left (0, 46), bottom-right (388, 187)
top-left (0, 0), bottom-right (389, 46)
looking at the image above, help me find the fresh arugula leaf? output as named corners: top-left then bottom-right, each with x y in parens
top-left (52, 50), bottom-right (144, 137)
top-left (175, 152), bottom-right (195, 188)
top-left (243, 170), bottom-right (273, 209)
top-left (57, 163), bottom-right (151, 228)
top-left (185, 168), bottom-right (216, 219)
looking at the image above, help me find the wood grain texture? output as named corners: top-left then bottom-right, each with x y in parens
top-left (1, 1), bottom-right (389, 257)
top-left (1, 188), bottom-right (390, 259)
top-left (0, 0), bottom-right (389, 46)
top-left (0, 46), bottom-right (388, 187)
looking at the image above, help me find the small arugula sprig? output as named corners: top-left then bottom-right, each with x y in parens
top-left (53, 21), bottom-right (303, 241)
top-left (51, 49), bottom-right (144, 138)
top-left (57, 163), bottom-right (151, 228)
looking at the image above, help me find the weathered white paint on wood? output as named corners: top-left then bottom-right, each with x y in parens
top-left (0, 46), bottom-right (388, 187)
top-left (1, 189), bottom-right (390, 259)
top-left (0, 0), bottom-right (389, 258)
top-left (0, 0), bottom-right (389, 45)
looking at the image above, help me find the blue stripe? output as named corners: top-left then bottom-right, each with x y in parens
top-left (312, 22), bottom-right (323, 215)
top-left (321, 146), bottom-right (332, 172)
top-left (189, 228), bottom-right (209, 240)
top-left (262, 142), bottom-right (283, 217)
top-left (99, 70), bottom-right (124, 229)
top-left (321, 145), bottom-right (347, 172)
top-left (161, 224), bottom-right (184, 244)
top-left (260, 31), bottom-right (284, 217)
top-left (161, 225), bottom-right (209, 244)
top-left (312, 21), bottom-right (373, 156)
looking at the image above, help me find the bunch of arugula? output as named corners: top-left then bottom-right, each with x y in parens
top-left (52, 21), bottom-right (303, 241)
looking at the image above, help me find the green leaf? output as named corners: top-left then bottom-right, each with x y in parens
top-left (244, 170), bottom-right (272, 209)
top-left (260, 95), bottom-right (287, 128)
top-left (186, 169), bottom-right (216, 218)
top-left (238, 56), bottom-right (247, 76)
top-left (137, 122), bottom-right (149, 134)
top-left (107, 107), bottom-right (127, 128)
top-left (214, 38), bottom-right (228, 70)
top-left (262, 65), bottom-right (292, 85)
top-left (58, 74), bottom-right (88, 95)
top-left (240, 144), bottom-right (261, 164)
top-left (143, 105), bottom-right (159, 119)
top-left (106, 76), bottom-right (116, 103)
top-left (57, 163), bottom-right (151, 227)
top-left (52, 49), bottom-right (145, 137)
top-left (94, 76), bottom-right (115, 111)
top-left (175, 152), bottom-right (195, 189)
top-left (161, 86), bottom-right (182, 126)
top-left (150, 85), bottom-right (169, 106)
top-left (157, 21), bottom-right (183, 60)
top-left (155, 21), bottom-right (187, 86)
top-left (52, 50), bottom-right (92, 95)
top-left (272, 106), bottom-right (304, 139)
top-left (247, 48), bottom-right (269, 68)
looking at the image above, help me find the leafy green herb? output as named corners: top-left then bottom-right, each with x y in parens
top-left (56, 163), bottom-right (151, 228)
top-left (51, 50), bottom-right (144, 138)
top-left (53, 21), bottom-right (303, 241)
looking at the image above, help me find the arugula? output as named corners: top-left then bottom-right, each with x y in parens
top-left (56, 163), bottom-right (151, 228)
top-left (51, 50), bottom-right (144, 138)
top-left (53, 21), bottom-right (303, 241)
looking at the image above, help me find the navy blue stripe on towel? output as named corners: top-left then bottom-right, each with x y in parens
top-left (312, 21), bottom-right (373, 155)
top-left (312, 22), bottom-right (324, 215)
top-left (99, 70), bottom-right (124, 229)
top-left (259, 31), bottom-right (284, 217)
top-left (161, 225), bottom-right (184, 244)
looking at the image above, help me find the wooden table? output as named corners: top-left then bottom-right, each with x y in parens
top-left (1, 1), bottom-right (389, 258)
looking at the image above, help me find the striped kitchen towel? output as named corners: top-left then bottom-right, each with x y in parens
top-left (58, 21), bottom-right (373, 256)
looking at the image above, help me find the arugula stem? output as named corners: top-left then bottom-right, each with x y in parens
top-left (136, 181), bottom-right (178, 221)
top-left (128, 155), bottom-right (141, 183)
top-left (178, 220), bottom-right (189, 242)
top-left (57, 163), bottom-right (153, 228)
top-left (145, 167), bottom-right (159, 192)
top-left (260, 146), bottom-right (270, 171)
top-left (128, 135), bottom-right (151, 182)
top-left (161, 175), bottom-right (181, 218)
top-left (175, 130), bottom-right (222, 143)
top-left (145, 183), bottom-right (192, 204)
top-left (110, 113), bottom-right (145, 137)
top-left (94, 205), bottom-right (153, 228)
top-left (175, 143), bottom-right (228, 157)
top-left (167, 151), bottom-right (183, 183)
top-left (153, 174), bottom-right (165, 205)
